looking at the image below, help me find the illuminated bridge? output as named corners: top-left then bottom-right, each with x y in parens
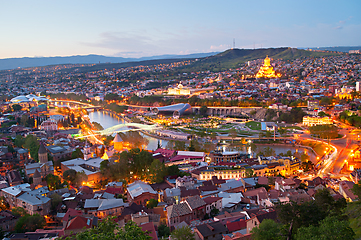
top-left (96, 123), bottom-right (160, 135)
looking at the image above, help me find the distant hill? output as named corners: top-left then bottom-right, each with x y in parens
top-left (304, 46), bottom-right (361, 52)
top-left (0, 52), bottom-right (218, 71)
top-left (180, 47), bottom-right (340, 72)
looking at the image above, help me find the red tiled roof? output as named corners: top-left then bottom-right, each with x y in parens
top-left (63, 208), bottom-right (82, 223)
top-left (140, 222), bottom-right (158, 240)
top-left (153, 148), bottom-right (175, 158)
top-left (65, 216), bottom-right (92, 230)
top-left (203, 197), bottom-right (222, 205)
top-left (226, 219), bottom-right (247, 232)
top-left (170, 155), bottom-right (203, 162)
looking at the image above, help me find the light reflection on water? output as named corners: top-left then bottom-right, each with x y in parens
top-left (87, 110), bottom-right (168, 150)
top-left (87, 111), bottom-right (317, 160)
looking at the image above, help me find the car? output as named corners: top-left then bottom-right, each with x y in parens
top-left (246, 204), bottom-right (250, 209)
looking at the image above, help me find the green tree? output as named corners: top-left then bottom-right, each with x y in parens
top-left (200, 105), bottom-right (208, 116)
top-left (24, 134), bottom-right (40, 161)
top-left (309, 124), bottom-right (338, 139)
top-left (14, 135), bottom-right (25, 148)
top-left (11, 207), bottom-right (27, 217)
top-left (351, 180), bottom-right (361, 200)
top-left (295, 216), bottom-right (355, 240)
top-left (44, 174), bottom-right (64, 190)
top-left (158, 224), bottom-right (170, 238)
top-left (12, 104), bottom-right (22, 112)
top-left (229, 128), bottom-right (238, 144)
top-left (75, 171), bottom-right (88, 187)
top-left (71, 148), bottom-right (84, 159)
top-left (251, 219), bottom-right (285, 240)
top-left (148, 159), bottom-right (167, 183)
top-left (210, 207), bottom-right (220, 217)
top-left (263, 147), bottom-right (276, 157)
top-left (117, 148), bottom-right (154, 181)
top-left (174, 141), bottom-right (187, 151)
top-left (146, 198), bottom-right (158, 209)
top-left (170, 226), bottom-right (195, 240)
top-left (245, 168), bottom-right (254, 178)
top-left (50, 193), bottom-right (62, 211)
top-left (15, 214), bottom-right (45, 233)
top-left (63, 169), bottom-right (77, 185)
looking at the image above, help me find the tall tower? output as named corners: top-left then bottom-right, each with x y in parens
top-left (356, 82), bottom-right (360, 92)
top-left (113, 133), bottom-right (123, 151)
top-left (38, 143), bottom-right (48, 164)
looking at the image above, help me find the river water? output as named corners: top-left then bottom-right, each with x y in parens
top-left (87, 110), bottom-right (317, 162)
top-left (87, 110), bottom-right (168, 150)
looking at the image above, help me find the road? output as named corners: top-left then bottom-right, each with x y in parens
top-left (297, 121), bottom-right (359, 178)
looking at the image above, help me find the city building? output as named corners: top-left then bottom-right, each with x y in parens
top-left (302, 116), bottom-right (333, 126)
top-left (25, 144), bottom-right (54, 179)
top-left (196, 167), bottom-right (246, 181)
top-left (255, 56), bottom-right (281, 79)
top-left (127, 181), bottom-right (158, 206)
top-left (39, 119), bottom-right (58, 131)
top-left (84, 199), bottom-right (126, 218)
top-left (61, 158), bottom-right (103, 184)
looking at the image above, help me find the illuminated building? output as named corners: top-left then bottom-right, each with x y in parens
top-left (168, 82), bottom-right (215, 96)
top-left (152, 103), bottom-right (192, 119)
top-left (255, 56), bottom-right (281, 79)
top-left (197, 168), bottom-right (246, 180)
top-left (167, 83), bottom-right (190, 95)
top-left (25, 144), bottom-right (54, 179)
top-left (302, 116), bottom-right (333, 126)
top-left (113, 133), bottom-right (123, 151)
top-left (39, 119), bottom-right (58, 131)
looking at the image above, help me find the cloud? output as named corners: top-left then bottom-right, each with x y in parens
top-left (80, 31), bottom-right (160, 57)
top-left (210, 44), bottom-right (230, 51)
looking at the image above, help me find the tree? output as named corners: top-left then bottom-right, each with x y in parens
top-left (50, 193), bottom-right (62, 211)
top-left (295, 216), bottom-right (355, 240)
top-left (229, 128), bottom-right (238, 144)
top-left (200, 105), bottom-right (208, 117)
top-left (245, 168), bottom-right (254, 178)
top-left (148, 159), bottom-right (167, 183)
top-left (75, 171), bottom-right (88, 187)
top-left (63, 169), bottom-right (77, 185)
top-left (170, 226), bottom-right (195, 240)
top-left (210, 207), bottom-right (220, 217)
top-left (251, 219), bottom-right (285, 240)
top-left (174, 141), bottom-right (187, 151)
top-left (263, 147), bottom-right (276, 157)
top-left (45, 174), bottom-right (64, 190)
top-left (24, 134), bottom-right (40, 161)
top-left (158, 223), bottom-right (170, 238)
top-left (118, 148), bottom-right (154, 181)
top-left (351, 180), bottom-right (361, 200)
top-left (12, 104), bottom-right (22, 112)
top-left (14, 135), bottom-right (25, 148)
top-left (309, 124), bottom-right (338, 139)
top-left (71, 148), bottom-right (84, 159)
top-left (15, 214), bottom-right (45, 233)
top-left (146, 198), bottom-right (158, 209)
top-left (66, 218), bottom-right (151, 240)
top-left (11, 207), bottom-right (27, 217)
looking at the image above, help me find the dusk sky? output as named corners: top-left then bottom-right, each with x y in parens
top-left (1, 0), bottom-right (360, 59)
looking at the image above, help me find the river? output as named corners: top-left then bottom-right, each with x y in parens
top-left (87, 110), bottom-right (317, 162)
top-left (87, 110), bottom-right (168, 150)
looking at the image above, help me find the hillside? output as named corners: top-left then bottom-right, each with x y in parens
top-left (306, 46), bottom-right (361, 52)
top-left (180, 47), bottom-right (340, 72)
top-left (0, 52), bottom-right (218, 71)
